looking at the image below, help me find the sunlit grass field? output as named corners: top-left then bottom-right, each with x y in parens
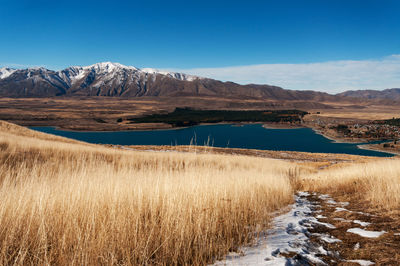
top-left (0, 120), bottom-right (399, 265)
top-left (0, 121), bottom-right (295, 265)
top-left (301, 158), bottom-right (400, 211)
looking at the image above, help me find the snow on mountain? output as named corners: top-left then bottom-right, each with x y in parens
top-left (2, 62), bottom-right (307, 99)
top-left (2, 62), bottom-right (396, 101)
top-left (0, 68), bottom-right (17, 79)
top-left (85, 62), bottom-right (138, 72)
top-left (0, 62), bottom-right (334, 99)
top-left (54, 62), bottom-right (201, 86)
top-left (57, 66), bottom-right (84, 86)
top-left (142, 67), bottom-right (198, 81)
top-left (1, 62), bottom-right (200, 83)
top-left (79, 62), bottom-right (200, 81)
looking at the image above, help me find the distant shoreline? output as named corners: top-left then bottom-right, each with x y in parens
top-left (310, 127), bottom-right (399, 155)
top-left (31, 121), bottom-right (306, 132)
top-left (358, 144), bottom-right (400, 156)
top-left (310, 128), bottom-right (369, 144)
top-left (262, 123), bottom-right (304, 129)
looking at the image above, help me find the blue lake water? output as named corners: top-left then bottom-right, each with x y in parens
top-left (31, 124), bottom-right (393, 157)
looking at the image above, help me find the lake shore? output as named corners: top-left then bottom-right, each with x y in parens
top-left (32, 121), bottom-right (304, 132)
top-left (309, 127), bottom-right (371, 144)
top-left (31, 123), bottom-right (395, 157)
top-left (119, 144), bottom-right (380, 162)
top-left (29, 120), bottom-right (398, 156)
top-left (27, 118), bottom-right (389, 147)
top-left (307, 125), bottom-right (399, 154)
top-left (357, 143), bottom-right (400, 156)
top-left (262, 123), bottom-right (304, 129)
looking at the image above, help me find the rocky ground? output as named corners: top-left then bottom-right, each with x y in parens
top-left (213, 192), bottom-right (400, 265)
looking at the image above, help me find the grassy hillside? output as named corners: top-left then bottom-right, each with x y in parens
top-left (0, 120), bottom-right (399, 264)
top-left (301, 158), bottom-right (400, 211)
top-left (0, 121), bottom-right (295, 265)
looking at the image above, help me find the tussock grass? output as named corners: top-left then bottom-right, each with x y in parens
top-left (0, 121), bottom-right (294, 265)
top-left (2, 119), bottom-right (399, 264)
top-left (301, 159), bottom-right (400, 211)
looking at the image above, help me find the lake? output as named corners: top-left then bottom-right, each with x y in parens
top-left (31, 124), bottom-right (393, 157)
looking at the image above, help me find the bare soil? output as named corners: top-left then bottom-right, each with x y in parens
top-left (2, 96), bottom-right (399, 131)
top-left (306, 192), bottom-right (400, 265)
top-left (0, 96), bottom-right (328, 131)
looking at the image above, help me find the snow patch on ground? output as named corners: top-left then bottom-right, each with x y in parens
top-left (213, 192), bottom-right (386, 265)
top-left (335, 207), bottom-right (350, 212)
top-left (318, 194), bottom-right (331, 200)
top-left (356, 211), bottom-right (373, 216)
top-left (347, 228), bottom-right (385, 238)
top-left (346, 259), bottom-right (375, 265)
top-left (312, 219), bottom-right (336, 229)
top-left (316, 233), bottom-right (342, 243)
top-left (318, 194), bottom-right (348, 207)
top-left (353, 220), bottom-right (371, 227)
top-left (333, 217), bottom-right (352, 223)
top-left (213, 192), bottom-right (332, 265)
top-left (326, 199), bottom-right (337, 205)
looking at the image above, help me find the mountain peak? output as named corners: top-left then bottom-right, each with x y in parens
top-left (84, 62), bottom-right (138, 72)
top-left (0, 67), bottom-right (17, 79)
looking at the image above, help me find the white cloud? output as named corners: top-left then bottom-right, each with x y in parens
top-left (169, 55), bottom-right (400, 93)
top-left (0, 63), bottom-right (45, 69)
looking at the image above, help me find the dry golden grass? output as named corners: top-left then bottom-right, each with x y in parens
top-left (0, 120), bottom-right (81, 144)
top-left (1, 119), bottom-right (400, 264)
top-left (0, 121), bottom-right (295, 265)
top-left (300, 158), bottom-right (400, 211)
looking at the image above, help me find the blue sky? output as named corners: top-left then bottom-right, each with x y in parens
top-left (1, 0), bottom-right (400, 91)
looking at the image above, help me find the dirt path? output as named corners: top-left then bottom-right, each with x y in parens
top-left (213, 192), bottom-right (400, 265)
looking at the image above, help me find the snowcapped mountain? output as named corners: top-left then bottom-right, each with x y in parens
top-left (0, 62), bottom-right (204, 97)
top-left (0, 62), bottom-right (345, 101)
top-left (0, 68), bottom-right (17, 79)
top-left (59, 62), bottom-right (199, 86)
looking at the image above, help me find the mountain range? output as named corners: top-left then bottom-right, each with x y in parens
top-left (0, 62), bottom-right (398, 102)
top-left (337, 88), bottom-right (400, 101)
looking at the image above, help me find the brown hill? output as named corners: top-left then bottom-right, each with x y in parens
top-left (337, 88), bottom-right (400, 101)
